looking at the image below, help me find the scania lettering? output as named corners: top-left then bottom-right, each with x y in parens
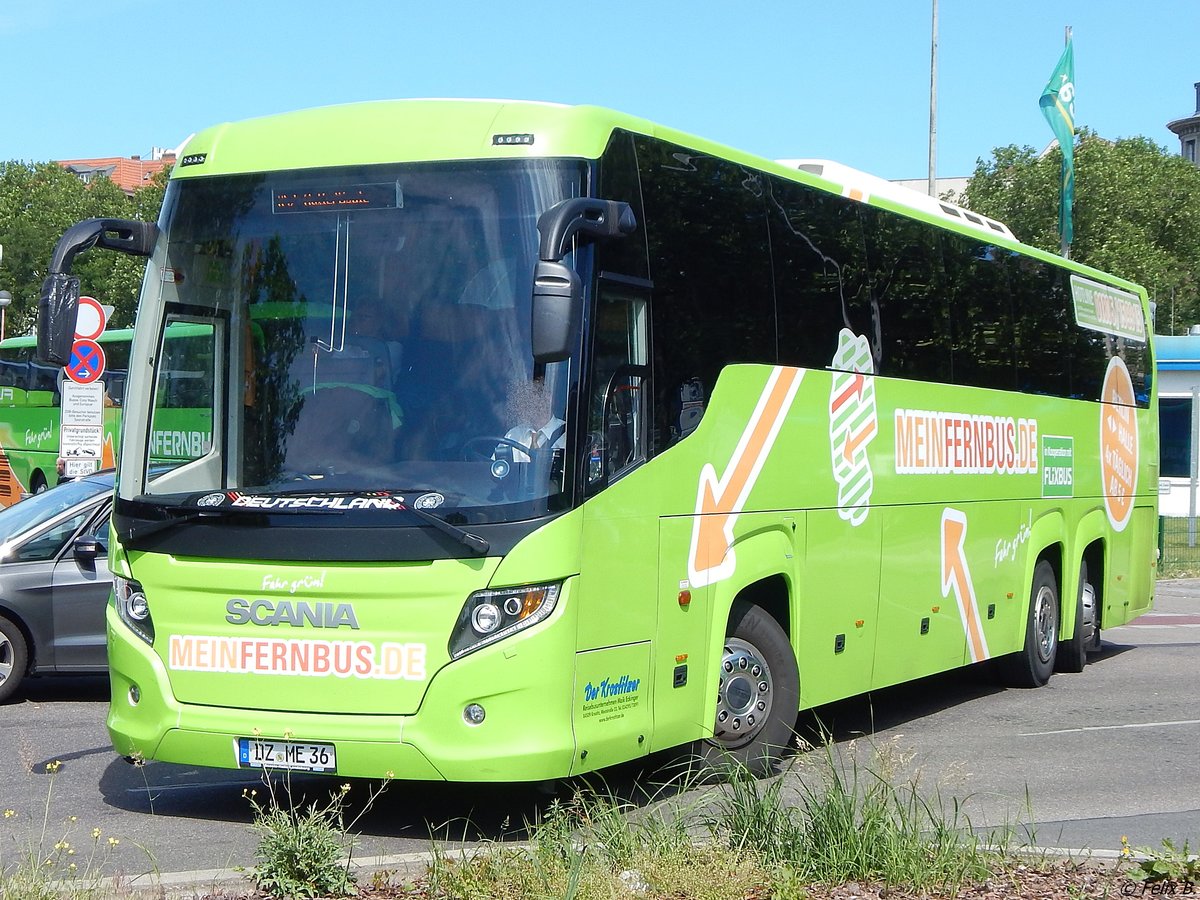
top-left (224, 598), bottom-right (360, 629)
top-left (37, 100), bottom-right (1157, 782)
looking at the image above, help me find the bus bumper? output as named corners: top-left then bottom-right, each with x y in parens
top-left (105, 605), bottom-right (578, 782)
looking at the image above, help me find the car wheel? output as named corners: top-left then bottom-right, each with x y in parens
top-left (0, 615), bottom-right (29, 703)
top-left (999, 559), bottom-right (1058, 688)
top-left (697, 601), bottom-right (799, 777)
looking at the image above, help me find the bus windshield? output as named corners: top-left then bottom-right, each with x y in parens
top-left (128, 159), bottom-right (585, 524)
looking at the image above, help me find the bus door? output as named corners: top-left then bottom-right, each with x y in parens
top-left (574, 277), bottom-right (655, 771)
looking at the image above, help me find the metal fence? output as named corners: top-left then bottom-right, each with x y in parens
top-left (1160, 516), bottom-right (1200, 574)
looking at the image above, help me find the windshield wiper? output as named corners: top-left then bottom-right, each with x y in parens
top-left (401, 504), bottom-right (490, 556)
top-left (119, 503), bottom-right (340, 542)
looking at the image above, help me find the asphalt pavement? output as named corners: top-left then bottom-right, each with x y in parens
top-left (1, 579), bottom-right (1196, 889)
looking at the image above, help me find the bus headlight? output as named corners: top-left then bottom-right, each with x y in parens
top-left (115, 576), bottom-right (154, 645)
top-left (449, 582), bottom-right (561, 660)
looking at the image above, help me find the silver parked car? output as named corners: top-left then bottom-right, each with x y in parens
top-left (0, 472), bottom-right (115, 702)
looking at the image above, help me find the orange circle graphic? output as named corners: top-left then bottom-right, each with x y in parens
top-left (1099, 357), bottom-right (1138, 532)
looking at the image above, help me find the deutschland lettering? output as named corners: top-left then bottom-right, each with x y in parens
top-left (895, 409), bottom-right (1038, 475)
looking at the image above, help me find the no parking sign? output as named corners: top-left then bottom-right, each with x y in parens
top-left (66, 339), bottom-right (105, 385)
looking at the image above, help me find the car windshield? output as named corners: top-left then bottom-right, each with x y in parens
top-left (0, 478), bottom-right (110, 543)
top-left (123, 159), bottom-right (585, 525)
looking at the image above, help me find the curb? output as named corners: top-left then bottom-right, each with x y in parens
top-left (121, 843), bottom-right (1128, 897)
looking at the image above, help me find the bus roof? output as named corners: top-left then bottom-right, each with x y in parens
top-left (168, 99), bottom-right (1145, 297)
top-left (774, 159), bottom-right (1014, 241)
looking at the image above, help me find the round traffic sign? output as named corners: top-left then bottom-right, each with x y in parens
top-left (75, 296), bottom-right (107, 341)
top-left (66, 339), bottom-right (106, 385)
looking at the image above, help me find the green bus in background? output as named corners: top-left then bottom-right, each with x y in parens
top-left (35, 100), bottom-right (1157, 781)
top-left (0, 326), bottom-right (216, 504)
top-left (0, 329), bottom-right (130, 503)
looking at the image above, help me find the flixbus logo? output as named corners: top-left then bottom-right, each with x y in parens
top-left (225, 598), bottom-right (359, 629)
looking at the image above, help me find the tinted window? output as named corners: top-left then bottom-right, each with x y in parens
top-left (769, 178), bottom-right (874, 371)
top-left (635, 138), bottom-right (775, 450)
top-left (858, 205), bottom-right (950, 382)
top-left (942, 236), bottom-right (1016, 391)
top-left (1161, 396), bottom-right (1193, 478)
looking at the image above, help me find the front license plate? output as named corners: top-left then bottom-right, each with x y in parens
top-left (236, 738), bottom-right (337, 773)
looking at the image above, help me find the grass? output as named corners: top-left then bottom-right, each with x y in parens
top-left (1158, 517), bottom-right (1200, 577)
top-left (404, 738), bottom-right (1004, 900)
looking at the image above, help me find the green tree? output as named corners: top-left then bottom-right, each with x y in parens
top-left (0, 161), bottom-right (171, 335)
top-left (961, 130), bottom-right (1200, 333)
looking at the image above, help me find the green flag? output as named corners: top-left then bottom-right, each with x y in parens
top-left (1039, 37), bottom-right (1076, 247)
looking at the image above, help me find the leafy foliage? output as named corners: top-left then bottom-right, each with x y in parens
top-left (0, 161), bottom-right (171, 335)
top-left (961, 131), bottom-right (1200, 332)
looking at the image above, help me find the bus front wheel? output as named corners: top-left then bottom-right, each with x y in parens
top-left (999, 559), bottom-right (1059, 687)
top-left (29, 472), bottom-right (48, 494)
top-left (699, 601), bottom-right (799, 777)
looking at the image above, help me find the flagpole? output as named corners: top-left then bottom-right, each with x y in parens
top-left (927, 0), bottom-right (938, 198)
top-left (1061, 24), bottom-right (1072, 259)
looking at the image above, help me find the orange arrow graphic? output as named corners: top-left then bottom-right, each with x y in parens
top-left (101, 433), bottom-right (116, 470)
top-left (688, 367), bottom-right (803, 588)
top-left (831, 373), bottom-right (865, 412)
top-left (842, 419), bottom-right (877, 464)
top-left (941, 508), bottom-right (989, 662)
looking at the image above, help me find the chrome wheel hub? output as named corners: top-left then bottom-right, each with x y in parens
top-left (1080, 580), bottom-right (1098, 647)
top-left (1033, 584), bottom-right (1058, 664)
top-left (713, 638), bottom-right (773, 748)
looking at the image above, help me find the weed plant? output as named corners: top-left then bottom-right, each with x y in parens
top-left (0, 761), bottom-right (128, 900)
top-left (244, 767), bottom-right (391, 899)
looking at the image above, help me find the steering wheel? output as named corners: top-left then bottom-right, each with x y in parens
top-left (460, 435), bottom-right (531, 462)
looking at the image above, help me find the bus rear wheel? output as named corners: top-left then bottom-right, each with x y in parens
top-left (698, 601), bottom-right (799, 777)
top-left (1056, 560), bottom-right (1098, 674)
top-left (999, 559), bottom-right (1058, 687)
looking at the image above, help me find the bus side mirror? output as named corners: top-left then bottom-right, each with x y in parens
top-left (37, 273), bottom-right (82, 367)
top-left (531, 261), bottom-right (581, 364)
top-left (37, 218), bottom-right (158, 366)
top-left (530, 199), bottom-right (636, 364)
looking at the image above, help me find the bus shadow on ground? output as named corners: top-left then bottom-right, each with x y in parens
top-left (7, 674), bottom-right (110, 706)
top-left (95, 643), bottom-right (1136, 845)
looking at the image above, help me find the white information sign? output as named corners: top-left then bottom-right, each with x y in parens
top-left (62, 458), bottom-right (98, 477)
top-left (61, 382), bottom-right (105, 428)
top-left (60, 425), bottom-right (103, 458)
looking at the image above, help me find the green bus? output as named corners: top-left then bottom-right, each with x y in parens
top-left (0, 326), bottom-right (217, 504)
top-left (0, 329), bottom-right (130, 503)
top-left (36, 100), bottom-right (1157, 781)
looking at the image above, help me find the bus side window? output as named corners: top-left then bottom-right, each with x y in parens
top-left (587, 283), bottom-right (649, 489)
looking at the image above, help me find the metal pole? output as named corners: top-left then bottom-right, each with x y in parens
top-left (1190, 385), bottom-right (1198, 546)
top-left (927, 0), bottom-right (939, 198)
top-left (1060, 25), bottom-right (1072, 260)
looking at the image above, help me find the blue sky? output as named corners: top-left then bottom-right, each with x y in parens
top-left (3, 1), bottom-right (1196, 180)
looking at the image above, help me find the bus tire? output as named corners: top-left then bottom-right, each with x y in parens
top-left (1056, 560), bottom-right (1096, 674)
top-left (698, 601), bottom-right (799, 777)
top-left (29, 471), bottom-right (48, 494)
top-left (0, 615), bottom-right (29, 703)
top-left (999, 559), bottom-right (1058, 687)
